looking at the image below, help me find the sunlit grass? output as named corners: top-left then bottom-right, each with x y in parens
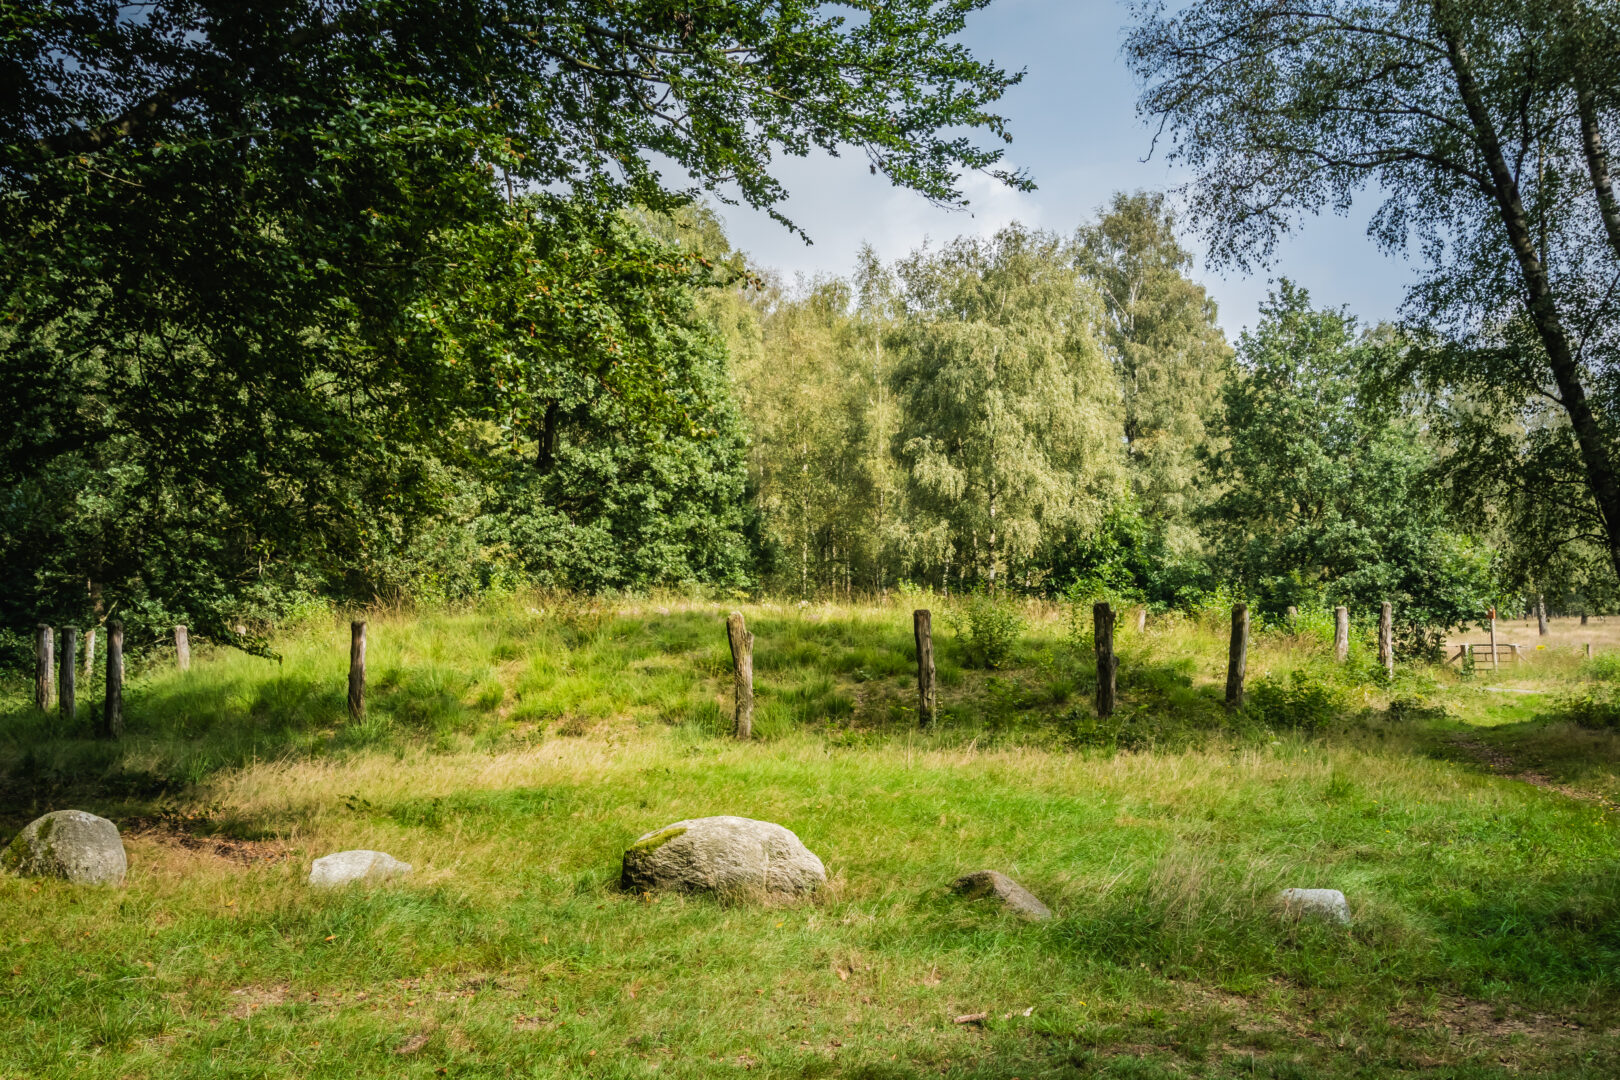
top-left (1, 595), bottom-right (1618, 1077)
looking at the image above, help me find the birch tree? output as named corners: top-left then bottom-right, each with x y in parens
top-left (893, 225), bottom-right (1123, 592)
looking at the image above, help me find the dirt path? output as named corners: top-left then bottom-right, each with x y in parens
top-left (1447, 734), bottom-right (1620, 813)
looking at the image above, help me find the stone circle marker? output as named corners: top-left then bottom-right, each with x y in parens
top-left (952, 870), bottom-right (1052, 921)
top-left (2, 809), bottom-right (127, 885)
top-left (1278, 887), bottom-right (1350, 924)
top-left (308, 850), bottom-right (412, 887)
top-left (621, 816), bottom-right (824, 901)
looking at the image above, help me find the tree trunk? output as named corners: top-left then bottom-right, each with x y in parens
top-left (34, 624), bottom-right (53, 712)
top-left (1226, 604), bottom-right (1248, 708)
top-left (348, 620), bottom-right (366, 719)
top-left (1333, 606), bottom-right (1349, 662)
top-left (59, 627), bottom-right (77, 722)
top-left (1441, 18), bottom-right (1620, 582)
top-left (727, 612), bottom-right (754, 739)
top-left (100, 620), bottom-right (124, 739)
top-left (914, 609), bottom-right (936, 727)
top-left (1094, 602), bottom-right (1117, 718)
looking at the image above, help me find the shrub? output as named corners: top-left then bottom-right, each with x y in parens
top-left (953, 593), bottom-right (1025, 669)
top-left (1244, 670), bottom-right (1342, 731)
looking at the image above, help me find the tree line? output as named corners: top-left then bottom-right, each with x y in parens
top-left (4, 0), bottom-right (1617, 669)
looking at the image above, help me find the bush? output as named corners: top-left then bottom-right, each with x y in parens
top-left (953, 593), bottom-right (1025, 669)
top-left (1244, 670), bottom-right (1342, 732)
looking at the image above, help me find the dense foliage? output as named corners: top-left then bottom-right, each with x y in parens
top-left (0, 0), bottom-right (1024, 651)
top-left (1127, 0), bottom-right (1620, 588)
top-left (1203, 283), bottom-right (1495, 650)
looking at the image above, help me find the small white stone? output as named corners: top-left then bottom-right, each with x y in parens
top-left (308, 850), bottom-right (412, 888)
top-left (1278, 887), bottom-right (1350, 924)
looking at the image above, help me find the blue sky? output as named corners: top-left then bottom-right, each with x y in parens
top-left (714, 0), bottom-right (1416, 339)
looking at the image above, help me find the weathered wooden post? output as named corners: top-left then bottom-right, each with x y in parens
top-left (1536, 594), bottom-right (1549, 636)
top-left (174, 624), bottom-right (190, 672)
top-left (84, 627), bottom-right (96, 679)
top-left (726, 612), bottom-right (754, 739)
top-left (1094, 602), bottom-right (1117, 718)
top-left (913, 609), bottom-right (936, 727)
top-left (100, 620), bottom-right (124, 739)
top-left (34, 624), bottom-right (54, 712)
top-left (1378, 602), bottom-right (1394, 678)
top-left (1134, 606), bottom-right (1147, 633)
top-left (58, 627), bottom-right (77, 722)
top-left (347, 620), bottom-right (366, 720)
top-left (1333, 606), bottom-right (1349, 662)
top-left (1586, 642), bottom-right (1593, 659)
top-left (1489, 608), bottom-right (1499, 672)
top-left (1226, 604), bottom-right (1248, 709)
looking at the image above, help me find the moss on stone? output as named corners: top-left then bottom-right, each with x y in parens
top-left (626, 826), bottom-right (686, 855)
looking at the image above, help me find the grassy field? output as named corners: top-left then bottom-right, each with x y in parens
top-left (2, 596), bottom-right (1620, 1078)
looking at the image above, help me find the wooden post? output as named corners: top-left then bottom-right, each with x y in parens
top-left (726, 612), bottom-right (754, 739)
top-left (1333, 606), bottom-right (1349, 662)
top-left (84, 626), bottom-right (96, 679)
top-left (1586, 642), bottom-right (1593, 659)
top-left (913, 609), bottom-right (936, 727)
top-left (100, 620), bottom-right (124, 739)
top-left (34, 624), bottom-right (54, 712)
top-left (1536, 594), bottom-right (1549, 636)
top-left (1378, 602), bottom-right (1394, 677)
top-left (58, 627), bottom-right (77, 723)
top-left (1094, 602), bottom-right (1117, 718)
top-left (175, 624), bottom-right (190, 672)
top-left (1134, 606), bottom-right (1147, 633)
top-left (1226, 604), bottom-right (1248, 708)
top-left (347, 620), bottom-right (366, 720)
top-left (1489, 609), bottom-right (1499, 672)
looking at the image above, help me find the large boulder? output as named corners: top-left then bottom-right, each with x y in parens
top-left (952, 870), bottom-right (1053, 921)
top-left (2, 810), bottom-right (127, 885)
top-left (1278, 887), bottom-right (1350, 924)
top-left (621, 816), bottom-right (824, 901)
top-left (308, 850), bottom-right (412, 888)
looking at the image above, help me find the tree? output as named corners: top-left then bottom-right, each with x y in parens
top-left (2, 1), bottom-right (1026, 634)
top-left (1127, 0), bottom-right (1620, 581)
top-left (1204, 282), bottom-right (1494, 650)
top-left (1074, 191), bottom-right (1231, 549)
top-left (892, 225), bottom-right (1123, 593)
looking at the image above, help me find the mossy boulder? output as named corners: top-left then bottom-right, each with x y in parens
top-left (2, 810), bottom-right (127, 885)
top-left (620, 816), bottom-right (824, 901)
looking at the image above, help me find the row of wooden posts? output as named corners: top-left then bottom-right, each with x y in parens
top-left (29, 620), bottom-right (175, 738)
top-left (715, 602), bottom-right (1396, 734)
top-left (1098, 602), bottom-right (1394, 717)
top-left (32, 605), bottom-right (1398, 739)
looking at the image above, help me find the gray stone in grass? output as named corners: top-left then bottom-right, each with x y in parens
top-left (951, 870), bottom-right (1053, 921)
top-left (1278, 888), bottom-right (1350, 924)
top-left (308, 850), bottom-right (412, 888)
top-left (1, 810), bottom-right (127, 885)
top-left (621, 816), bottom-right (824, 901)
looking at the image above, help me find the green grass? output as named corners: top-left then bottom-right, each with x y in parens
top-left (2, 595), bottom-right (1619, 1077)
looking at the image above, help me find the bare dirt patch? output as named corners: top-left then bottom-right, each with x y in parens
top-left (1447, 735), bottom-right (1620, 811)
top-left (128, 823), bottom-right (292, 865)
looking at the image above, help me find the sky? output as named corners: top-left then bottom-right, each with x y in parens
top-left (711, 0), bottom-right (1417, 339)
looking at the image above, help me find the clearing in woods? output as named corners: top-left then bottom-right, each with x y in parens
top-left (1, 599), bottom-right (1619, 1078)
